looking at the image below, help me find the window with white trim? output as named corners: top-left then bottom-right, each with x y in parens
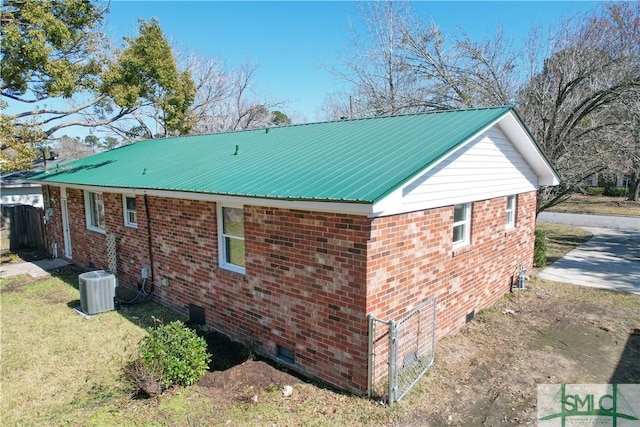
top-left (217, 205), bottom-right (245, 274)
top-left (452, 202), bottom-right (471, 248)
top-left (123, 195), bottom-right (138, 228)
top-left (85, 191), bottom-right (105, 232)
top-left (506, 195), bottom-right (516, 229)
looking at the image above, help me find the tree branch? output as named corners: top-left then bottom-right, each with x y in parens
top-left (11, 95), bottom-right (108, 120)
top-left (43, 107), bottom-right (133, 137)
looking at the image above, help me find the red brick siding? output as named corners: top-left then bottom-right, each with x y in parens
top-left (43, 186), bottom-right (536, 395)
top-left (142, 196), bottom-right (217, 314)
top-left (44, 190), bottom-right (371, 393)
top-left (65, 188), bottom-right (108, 270)
top-left (108, 193), bottom-right (151, 288)
top-left (366, 192), bottom-right (536, 342)
top-left (147, 202), bottom-right (371, 393)
top-left (245, 207), bottom-right (370, 393)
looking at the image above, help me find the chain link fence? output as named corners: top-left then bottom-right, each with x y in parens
top-left (367, 297), bottom-right (437, 406)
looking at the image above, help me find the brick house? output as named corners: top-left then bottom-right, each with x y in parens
top-left (30, 107), bottom-right (559, 395)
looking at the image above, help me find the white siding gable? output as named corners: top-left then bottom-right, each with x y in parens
top-left (373, 125), bottom-right (538, 217)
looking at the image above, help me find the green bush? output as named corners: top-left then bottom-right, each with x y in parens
top-left (138, 320), bottom-right (211, 387)
top-left (586, 187), bottom-right (604, 196)
top-left (534, 229), bottom-right (547, 268)
top-left (604, 186), bottom-right (627, 197)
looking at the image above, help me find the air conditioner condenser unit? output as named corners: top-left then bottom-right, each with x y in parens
top-left (78, 270), bottom-right (117, 315)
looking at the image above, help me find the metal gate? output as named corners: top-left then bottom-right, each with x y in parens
top-left (367, 297), bottom-right (437, 406)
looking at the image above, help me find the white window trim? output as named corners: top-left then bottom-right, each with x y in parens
top-left (452, 202), bottom-right (471, 249)
top-left (123, 194), bottom-right (138, 228)
top-left (217, 204), bottom-right (245, 275)
top-left (506, 195), bottom-right (516, 229)
top-left (84, 190), bottom-right (106, 234)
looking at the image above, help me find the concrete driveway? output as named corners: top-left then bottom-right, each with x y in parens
top-left (537, 227), bottom-right (640, 294)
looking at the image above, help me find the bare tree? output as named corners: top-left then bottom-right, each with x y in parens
top-left (329, 1), bottom-right (421, 117)
top-left (612, 96), bottom-right (640, 201)
top-left (328, 1), bottom-right (519, 117)
top-left (518, 2), bottom-right (640, 211)
top-left (332, 1), bottom-right (639, 212)
top-left (401, 22), bottom-right (518, 109)
top-left (180, 53), bottom-right (286, 133)
top-left (318, 92), bottom-right (352, 121)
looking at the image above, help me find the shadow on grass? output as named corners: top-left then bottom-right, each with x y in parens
top-left (546, 232), bottom-right (593, 265)
top-left (548, 233), bottom-right (593, 247)
top-left (49, 263), bottom-right (184, 329)
top-left (49, 262), bottom-right (254, 374)
top-left (49, 263), bottom-right (86, 290)
top-left (611, 328), bottom-right (640, 384)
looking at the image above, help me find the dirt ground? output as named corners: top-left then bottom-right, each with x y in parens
top-left (3, 251), bottom-right (638, 424)
top-left (397, 278), bottom-right (640, 426)
top-left (191, 278), bottom-right (640, 425)
top-left (194, 331), bottom-right (304, 404)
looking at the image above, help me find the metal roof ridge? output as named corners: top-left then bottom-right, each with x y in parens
top-left (319, 105), bottom-right (514, 123)
top-left (121, 106), bottom-right (516, 145)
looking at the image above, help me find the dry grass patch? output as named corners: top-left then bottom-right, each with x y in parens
top-left (548, 194), bottom-right (640, 217)
top-left (0, 269), bottom-right (183, 426)
top-left (536, 222), bottom-right (593, 265)
top-left (1, 222), bottom-right (636, 426)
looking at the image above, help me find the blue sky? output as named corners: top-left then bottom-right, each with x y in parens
top-left (102, 1), bottom-right (599, 123)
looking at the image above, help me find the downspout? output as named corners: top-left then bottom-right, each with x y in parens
top-left (43, 184), bottom-right (51, 254)
top-left (144, 194), bottom-right (155, 287)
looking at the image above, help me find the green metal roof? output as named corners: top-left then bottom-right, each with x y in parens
top-left (30, 107), bottom-right (514, 203)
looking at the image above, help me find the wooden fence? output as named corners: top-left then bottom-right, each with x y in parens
top-left (1, 205), bottom-right (46, 253)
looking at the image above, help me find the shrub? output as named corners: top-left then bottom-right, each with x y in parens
top-left (586, 187), bottom-right (604, 196)
top-left (125, 359), bottom-right (165, 397)
top-left (138, 320), bottom-right (211, 387)
top-left (604, 186), bottom-right (627, 197)
top-left (534, 229), bottom-right (547, 268)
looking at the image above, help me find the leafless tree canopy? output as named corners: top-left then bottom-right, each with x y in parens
top-left (329, 1), bottom-right (640, 203)
top-left (519, 2), bottom-right (640, 205)
top-left (183, 55), bottom-right (285, 133)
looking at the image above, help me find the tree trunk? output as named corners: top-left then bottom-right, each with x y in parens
top-left (627, 174), bottom-right (640, 201)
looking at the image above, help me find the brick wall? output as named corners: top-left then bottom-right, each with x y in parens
top-left (244, 207), bottom-right (370, 392)
top-left (43, 186), bottom-right (537, 395)
top-left (144, 202), bottom-right (372, 394)
top-left (44, 188), bottom-right (371, 393)
top-left (366, 191), bottom-right (537, 342)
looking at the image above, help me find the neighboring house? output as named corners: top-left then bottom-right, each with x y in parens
top-left (586, 173), bottom-right (631, 190)
top-left (1, 155), bottom-right (66, 208)
top-left (1, 170), bottom-right (44, 207)
top-left (30, 107), bottom-right (559, 395)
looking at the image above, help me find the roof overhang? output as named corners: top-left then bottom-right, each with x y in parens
top-left (497, 110), bottom-right (560, 186)
top-left (370, 109), bottom-right (561, 217)
top-left (31, 181), bottom-right (376, 216)
top-left (1, 182), bottom-right (42, 189)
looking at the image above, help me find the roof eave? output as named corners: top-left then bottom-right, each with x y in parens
top-left (498, 110), bottom-right (561, 186)
top-left (32, 181), bottom-right (375, 216)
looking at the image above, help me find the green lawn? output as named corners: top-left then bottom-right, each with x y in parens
top-left (0, 267), bottom-right (186, 426)
top-left (1, 224), bottom-right (636, 426)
